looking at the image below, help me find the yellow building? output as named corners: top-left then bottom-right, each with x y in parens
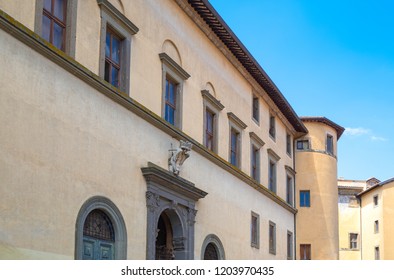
top-left (338, 177), bottom-right (394, 260)
top-left (295, 117), bottom-right (344, 260)
top-left (0, 0), bottom-right (343, 260)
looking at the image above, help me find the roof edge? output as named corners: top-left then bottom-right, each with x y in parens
top-left (186, 0), bottom-right (308, 134)
top-left (300, 116), bottom-right (345, 139)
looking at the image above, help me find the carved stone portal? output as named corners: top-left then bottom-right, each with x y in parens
top-left (168, 140), bottom-right (192, 175)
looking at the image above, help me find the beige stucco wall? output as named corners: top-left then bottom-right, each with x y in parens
top-left (296, 122), bottom-right (339, 260)
top-left (0, 0), bottom-right (297, 202)
top-left (0, 0), bottom-right (298, 259)
top-left (382, 182), bottom-right (394, 259)
top-left (0, 0), bottom-right (35, 30)
top-left (338, 193), bottom-right (361, 260)
top-left (360, 181), bottom-right (394, 260)
top-left (360, 188), bottom-right (383, 259)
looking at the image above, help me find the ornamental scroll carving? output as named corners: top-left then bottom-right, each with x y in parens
top-left (168, 140), bottom-right (192, 176)
top-left (146, 191), bottom-right (160, 212)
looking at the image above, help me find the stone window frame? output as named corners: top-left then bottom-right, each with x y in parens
top-left (159, 53), bottom-right (190, 129)
top-left (287, 231), bottom-right (293, 260)
top-left (141, 162), bottom-right (207, 260)
top-left (286, 133), bottom-right (292, 157)
top-left (349, 232), bottom-right (359, 250)
top-left (249, 132), bottom-right (265, 183)
top-left (269, 113), bottom-right (276, 141)
top-left (250, 211), bottom-right (260, 249)
top-left (201, 90), bottom-right (224, 153)
top-left (201, 234), bottom-right (226, 260)
top-left (375, 246), bottom-right (380, 260)
top-left (98, 0), bottom-right (139, 95)
top-left (374, 220), bottom-right (379, 234)
top-left (285, 165), bottom-right (296, 206)
top-left (75, 196), bottom-right (127, 260)
top-left (269, 221), bottom-right (276, 255)
top-left (299, 190), bottom-right (311, 207)
top-left (296, 138), bottom-right (311, 150)
top-left (373, 194), bottom-right (379, 207)
top-left (267, 149), bottom-right (280, 194)
top-left (300, 244), bottom-right (311, 260)
top-left (228, 112), bottom-right (247, 168)
top-left (326, 133), bottom-right (334, 155)
top-left (252, 93), bottom-right (259, 124)
top-left (34, 0), bottom-right (78, 56)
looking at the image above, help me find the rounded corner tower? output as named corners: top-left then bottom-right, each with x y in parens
top-left (295, 117), bottom-right (344, 260)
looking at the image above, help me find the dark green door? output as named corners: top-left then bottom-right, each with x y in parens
top-left (83, 210), bottom-right (115, 260)
top-left (82, 237), bottom-right (114, 260)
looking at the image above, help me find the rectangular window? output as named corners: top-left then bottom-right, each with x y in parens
top-left (98, 1), bottom-right (138, 95)
top-left (230, 128), bottom-right (240, 167)
top-left (287, 231), bottom-right (293, 260)
top-left (374, 220), bottom-right (379, 233)
top-left (300, 244), bottom-right (311, 260)
top-left (105, 28), bottom-right (122, 88)
top-left (286, 175), bottom-right (293, 205)
top-left (286, 134), bottom-right (292, 156)
top-left (202, 90), bottom-right (224, 153)
top-left (373, 195), bottom-right (378, 207)
top-left (375, 246), bottom-right (380, 260)
top-left (164, 76), bottom-right (178, 125)
top-left (269, 221), bottom-right (276, 255)
top-left (251, 145), bottom-right (260, 182)
top-left (300, 190), bottom-right (311, 207)
top-left (326, 134), bottom-right (334, 154)
top-left (42, 0), bottom-right (67, 51)
top-left (252, 96), bottom-right (259, 123)
top-left (349, 233), bottom-right (358, 249)
top-left (296, 140), bottom-right (310, 150)
top-left (205, 109), bottom-right (215, 151)
top-left (251, 212), bottom-right (259, 248)
top-left (269, 115), bottom-right (276, 139)
top-left (268, 160), bottom-right (276, 193)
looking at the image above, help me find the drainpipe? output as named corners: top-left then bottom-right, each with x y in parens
top-left (293, 140), bottom-right (297, 260)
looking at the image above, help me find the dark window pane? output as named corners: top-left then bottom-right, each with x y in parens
top-left (165, 105), bottom-right (175, 125)
top-left (42, 15), bottom-right (51, 42)
top-left (169, 82), bottom-right (175, 104)
top-left (53, 23), bottom-right (64, 50)
top-left (44, 0), bottom-right (52, 12)
top-left (54, 0), bottom-right (66, 21)
top-left (207, 112), bottom-right (213, 132)
top-left (104, 61), bottom-right (110, 83)
top-left (111, 36), bottom-right (120, 64)
top-left (111, 67), bottom-right (119, 87)
top-left (105, 33), bottom-right (111, 58)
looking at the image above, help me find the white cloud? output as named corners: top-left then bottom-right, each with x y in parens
top-left (344, 127), bottom-right (370, 136)
top-left (344, 127), bottom-right (388, 142)
top-left (371, 136), bottom-right (388, 142)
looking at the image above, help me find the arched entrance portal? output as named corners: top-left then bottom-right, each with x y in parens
top-left (82, 209), bottom-right (115, 260)
top-left (155, 209), bottom-right (185, 260)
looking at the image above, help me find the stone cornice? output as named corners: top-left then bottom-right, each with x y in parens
top-left (249, 132), bottom-right (265, 148)
top-left (159, 52), bottom-right (191, 80)
top-left (97, 0), bottom-right (139, 34)
top-left (201, 90), bottom-right (224, 111)
top-left (141, 162), bottom-right (207, 201)
top-left (0, 9), bottom-right (296, 215)
top-left (227, 112), bottom-right (247, 130)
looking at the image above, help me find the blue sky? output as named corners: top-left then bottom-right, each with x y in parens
top-left (209, 0), bottom-right (394, 181)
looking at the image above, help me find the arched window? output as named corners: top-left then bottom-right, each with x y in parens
top-left (75, 196), bottom-right (127, 260)
top-left (201, 234), bottom-right (225, 260)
